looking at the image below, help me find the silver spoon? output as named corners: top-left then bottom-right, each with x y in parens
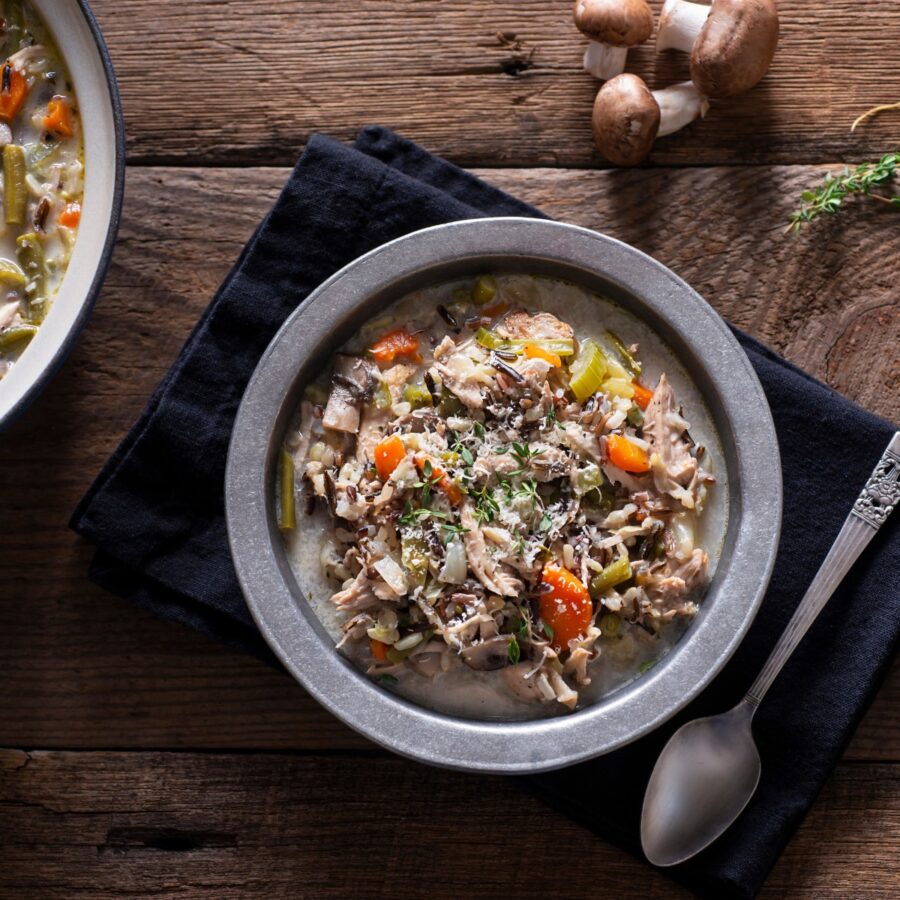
top-left (641, 431), bottom-right (900, 867)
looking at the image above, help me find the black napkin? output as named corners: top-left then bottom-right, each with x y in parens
top-left (71, 127), bottom-right (899, 899)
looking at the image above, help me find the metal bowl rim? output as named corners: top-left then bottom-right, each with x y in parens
top-left (226, 217), bottom-right (782, 774)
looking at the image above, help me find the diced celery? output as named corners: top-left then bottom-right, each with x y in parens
top-left (403, 383), bottom-right (433, 409)
top-left (604, 377), bottom-right (636, 400)
top-left (604, 330), bottom-right (642, 376)
top-left (476, 328), bottom-right (576, 358)
top-left (599, 613), bottom-right (621, 637)
top-left (471, 275), bottom-right (498, 305)
top-left (568, 339), bottom-right (607, 402)
top-left (504, 338), bottom-right (575, 357)
top-left (475, 327), bottom-right (505, 350)
top-left (373, 381), bottom-right (392, 410)
top-left (574, 464), bottom-right (603, 496)
top-left (401, 534), bottom-right (430, 586)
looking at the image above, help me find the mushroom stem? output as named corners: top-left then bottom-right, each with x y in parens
top-left (583, 41), bottom-right (628, 81)
top-left (657, 0), bottom-right (711, 53)
top-left (652, 82), bottom-right (710, 137)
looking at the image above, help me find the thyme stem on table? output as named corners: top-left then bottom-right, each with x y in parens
top-left (851, 101), bottom-right (900, 133)
top-left (787, 153), bottom-right (899, 233)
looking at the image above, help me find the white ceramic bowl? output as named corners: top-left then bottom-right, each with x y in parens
top-left (0, 0), bottom-right (125, 429)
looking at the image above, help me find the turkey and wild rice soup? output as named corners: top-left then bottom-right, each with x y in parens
top-left (281, 274), bottom-right (723, 719)
top-left (0, 0), bottom-right (84, 377)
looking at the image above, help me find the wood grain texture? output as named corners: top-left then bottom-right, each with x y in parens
top-left (0, 164), bottom-right (896, 757)
top-left (1, 751), bottom-right (898, 899)
top-left (89, 0), bottom-right (900, 167)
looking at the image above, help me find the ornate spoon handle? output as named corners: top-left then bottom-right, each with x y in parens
top-left (746, 432), bottom-right (900, 709)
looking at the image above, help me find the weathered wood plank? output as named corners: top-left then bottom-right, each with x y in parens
top-left (89, 0), bottom-right (900, 167)
top-left (0, 751), bottom-right (897, 898)
top-left (0, 165), bottom-right (896, 755)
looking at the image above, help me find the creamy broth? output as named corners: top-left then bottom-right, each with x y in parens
top-left (283, 274), bottom-right (726, 721)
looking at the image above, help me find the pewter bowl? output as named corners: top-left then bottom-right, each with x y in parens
top-left (226, 218), bottom-right (782, 774)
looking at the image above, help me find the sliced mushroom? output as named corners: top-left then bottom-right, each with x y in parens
top-left (657, 0), bottom-right (779, 98)
top-left (547, 669), bottom-right (579, 710)
top-left (407, 640), bottom-right (448, 678)
top-left (573, 0), bottom-right (654, 81)
top-left (460, 635), bottom-right (513, 671)
top-left (592, 73), bottom-right (709, 166)
top-left (502, 663), bottom-right (556, 703)
top-left (322, 355), bottom-right (377, 434)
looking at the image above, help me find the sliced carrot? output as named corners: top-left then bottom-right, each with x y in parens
top-left (0, 63), bottom-right (27, 121)
top-left (524, 343), bottom-right (562, 368)
top-left (43, 95), bottom-right (74, 137)
top-left (607, 434), bottom-right (650, 474)
top-left (374, 434), bottom-right (406, 481)
top-left (539, 565), bottom-right (593, 652)
top-left (414, 453), bottom-right (463, 506)
top-left (369, 638), bottom-right (389, 662)
top-left (632, 381), bottom-right (655, 410)
top-left (369, 328), bottom-right (421, 365)
top-left (58, 202), bottom-right (81, 229)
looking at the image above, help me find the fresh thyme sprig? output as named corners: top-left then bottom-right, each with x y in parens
top-left (788, 153), bottom-right (899, 232)
top-left (413, 459), bottom-right (442, 506)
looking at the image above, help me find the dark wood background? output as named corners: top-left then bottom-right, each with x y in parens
top-left (1, 2), bottom-right (898, 897)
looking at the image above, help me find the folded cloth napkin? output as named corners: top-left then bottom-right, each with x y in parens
top-left (71, 127), bottom-right (899, 899)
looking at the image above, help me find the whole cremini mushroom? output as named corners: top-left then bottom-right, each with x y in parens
top-left (573, 0), bottom-right (654, 81)
top-left (656, 0), bottom-right (780, 98)
top-left (592, 73), bottom-right (709, 166)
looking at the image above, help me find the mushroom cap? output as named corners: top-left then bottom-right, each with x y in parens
top-left (573, 0), bottom-right (654, 48)
top-left (690, 0), bottom-right (779, 98)
top-left (592, 73), bottom-right (660, 166)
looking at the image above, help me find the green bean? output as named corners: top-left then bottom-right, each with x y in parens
top-left (589, 554), bottom-right (632, 598)
top-left (0, 322), bottom-right (37, 351)
top-left (4, 144), bottom-right (27, 226)
top-left (475, 327), bottom-right (576, 358)
top-left (0, 257), bottom-right (26, 288)
top-left (16, 232), bottom-right (47, 323)
top-left (277, 449), bottom-right (296, 532)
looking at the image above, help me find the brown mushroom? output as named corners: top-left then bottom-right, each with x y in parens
top-left (592, 73), bottom-right (709, 166)
top-left (657, 0), bottom-right (779, 98)
top-left (573, 0), bottom-right (654, 81)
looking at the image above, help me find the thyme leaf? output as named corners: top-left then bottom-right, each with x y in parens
top-left (788, 153), bottom-right (899, 232)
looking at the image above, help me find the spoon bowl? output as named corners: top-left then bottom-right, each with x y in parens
top-left (641, 700), bottom-right (761, 867)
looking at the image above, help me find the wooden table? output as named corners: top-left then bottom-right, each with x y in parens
top-left (2, 2), bottom-right (899, 896)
